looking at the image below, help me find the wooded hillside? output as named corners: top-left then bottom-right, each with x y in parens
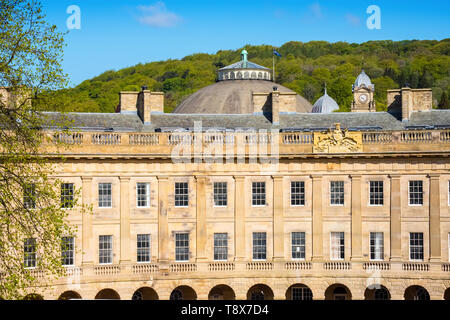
top-left (40, 39), bottom-right (450, 113)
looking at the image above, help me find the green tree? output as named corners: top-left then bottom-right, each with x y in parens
top-left (438, 91), bottom-right (449, 109)
top-left (0, 0), bottom-right (84, 299)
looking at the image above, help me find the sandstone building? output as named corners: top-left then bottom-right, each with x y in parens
top-left (22, 51), bottom-right (450, 300)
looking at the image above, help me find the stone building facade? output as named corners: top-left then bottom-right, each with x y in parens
top-left (22, 56), bottom-right (450, 300)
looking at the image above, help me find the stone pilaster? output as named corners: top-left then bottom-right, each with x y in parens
top-left (272, 176), bottom-right (284, 262)
top-left (311, 175), bottom-right (323, 261)
top-left (81, 177), bottom-right (93, 266)
top-left (157, 176), bottom-right (169, 267)
top-left (351, 175), bottom-right (363, 261)
top-left (196, 176), bottom-right (207, 262)
top-left (234, 176), bottom-right (246, 262)
top-left (428, 174), bottom-right (441, 262)
top-left (119, 177), bottom-right (131, 264)
top-left (389, 175), bottom-right (402, 261)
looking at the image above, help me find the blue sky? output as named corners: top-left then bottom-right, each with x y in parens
top-left (41, 0), bottom-right (450, 87)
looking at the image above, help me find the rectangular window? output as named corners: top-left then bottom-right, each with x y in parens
top-left (137, 234), bottom-right (151, 263)
top-left (330, 232), bottom-right (345, 260)
top-left (291, 181), bottom-right (305, 206)
top-left (174, 182), bottom-right (189, 207)
top-left (98, 183), bottom-right (112, 208)
top-left (213, 233), bottom-right (228, 261)
top-left (409, 232), bottom-right (424, 261)
top-left (24, 238), bottom-right (36, 268)
top-left (409, 180), bottom-right (423, 205)
top-left (252, 232), bottom-right (267, 260)
top-left (252, 182), bottom-right (266, 206)
top-left (370, 232), bottom-right (384, 261)
top-left (213, 182), bottom-right (228, 207)
top-left (136, 183), bottom-right (150, 208)
top-left (291, 232), bottom-right (306, 260)
top-left (61, 183), bottom-right (74, 209)
top-left (99, 235), bottom-right (113, 264)
top-left (330, 181), bottom-right (344, 205)
top-left (61, 236), bottom-right (75, 266)
top-left (23, 183), bottom-right (36, 209)
top-left (369, 181), bottom-right (384, 206)
top-left (175, 233), bottom-right (189, 261)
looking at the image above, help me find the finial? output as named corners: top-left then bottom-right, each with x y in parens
top-left (324, 83), bottom-right (327, 95)
top-left (241, 49), bottom-right (248, 68)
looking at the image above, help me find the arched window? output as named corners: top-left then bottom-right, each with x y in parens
top-left (132, 290), bottom-right (143, 300)
top-left (170, 289), bottom-right (183, 300)
top-left (251, 72), bottom-right (256, 79)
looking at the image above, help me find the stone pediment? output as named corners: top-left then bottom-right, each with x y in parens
top-left (313, 123), bottom-right (362, 153)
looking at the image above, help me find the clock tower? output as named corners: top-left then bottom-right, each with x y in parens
top-left (352, 69), bottom-right (375, 112)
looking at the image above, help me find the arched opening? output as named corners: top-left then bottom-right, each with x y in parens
top-left (404, 285), bottom-right (430, 300)
top-left (258, 72), bottom-right (262, 79)
top-left (247, 284), bottom-right (274, 300)
top-left (286, 284), bottom-right (313, 300)
top-left (244, 72), bottom-right (249, 79)
top-left (95, 289), bottom-right (120, 300)
top-left (325, 284), bottom-right (352, 300)
top-left (251, 72), bottom-right (256, 79)
top-left (208, 285), bottom-right (235, 300)
top-left (364, 285), bottom-right (391, 300)
top-left (23, 293), bottom-right (44, 300)
top-left (132, 287), bottom-right (159, 300)
top-left (444, 287), bottom-right (450, 300)
top-left (237, 72), bottom-right (242, 80)
top-left (58, 291), bottom-right (82, 300)
top-left (170, 286), bottom-right (197, 300)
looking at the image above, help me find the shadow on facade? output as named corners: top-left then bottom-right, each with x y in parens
top-left (208, 284), bottom-right (235, 300)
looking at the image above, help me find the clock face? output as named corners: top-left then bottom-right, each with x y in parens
top-left (359, 94), bottom-right (368, 103)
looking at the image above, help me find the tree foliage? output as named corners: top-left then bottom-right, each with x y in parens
top-left (0, 0), bottom-right (83, 299)
top-left (41, 39), bottom-right (450, 113)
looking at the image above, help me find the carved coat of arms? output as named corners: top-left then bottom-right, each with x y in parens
top-left (313, 123), bottom-right (362, 153)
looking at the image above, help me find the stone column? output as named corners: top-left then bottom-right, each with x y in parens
top-left (389, 175), bottom-right (402, 261)
top-left (311, 175), bottom-right (323, 261)
top-left (81, 177), bottom-right (93, 266)
top-left (196, 176), bottom-right (207, 262)
top-left (428, 174), bottom-right (441, 262)
top-left (234, 176), bottom-right (246, 262)
top-left (272, 176), bottom-right (284, 262)
top-left (351, 175), bottom-right (363, 261)
top-left (157, 176), bottom-right (169, 267)
top-left (119, 177), bottom-right (131, 264)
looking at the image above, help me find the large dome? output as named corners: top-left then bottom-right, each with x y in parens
top-left (173, 80), bottom-right (313, 114)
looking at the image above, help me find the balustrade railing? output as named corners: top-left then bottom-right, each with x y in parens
top-left (285, 262), bottom-right (312, 270)
top-left (323, 262), bottom-right (351, 270)
top-left (94, 265), bottom-right (121, 275)
top-left (363, 262), bottom-right (391, 271)
top-left (208, 262), bottom-right (235, 272)
top-left (402, 263), bottom-right (429, 271)
top-left (129, 134), bottom-right (159, 145)
top-left (132, 264), bottom-right (159, 274)
top-left (246, 262), bottom-right (274, 271)
top-left (169, 263), bottom-right (197, 273)
top-left (400, 131), bottom-right (432, 143)
top-left (92, 133), bottom-right (121, 145)
top-left (46, 129), bottom-right (450, 154)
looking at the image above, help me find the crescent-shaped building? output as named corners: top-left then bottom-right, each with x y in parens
top-left (14, 50), bottom-right (450, 301)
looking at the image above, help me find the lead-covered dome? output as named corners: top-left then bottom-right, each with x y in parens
top-left (173, 80), bottom-right (313, 114)
top-left (173, 50), bottom-right (313, 114)
top-left (312, 86), bottom-right (339, 113)
top-left (353, 69), bottom-right (374, 90)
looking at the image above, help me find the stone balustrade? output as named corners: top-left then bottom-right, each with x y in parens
top-left (41, 129), bottom-right (450, 159)
top-left (21, 261), bottom-right (450, 287)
